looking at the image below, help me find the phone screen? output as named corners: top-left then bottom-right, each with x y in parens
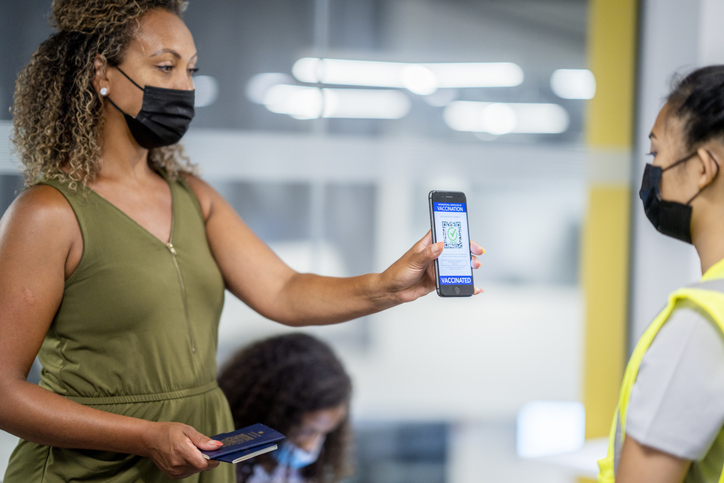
top-left (429, 191), bottom-right (474, 296)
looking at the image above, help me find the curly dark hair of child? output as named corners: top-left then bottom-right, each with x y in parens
top-left (218, 333), bottom-right (353, 483)
top-left (12, 0), bottom-right (195, 189)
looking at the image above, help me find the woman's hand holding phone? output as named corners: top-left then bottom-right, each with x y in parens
top-left (428, 191), bottom-right (479, 297)
top-left (379, 231), bottom-right (484, 304)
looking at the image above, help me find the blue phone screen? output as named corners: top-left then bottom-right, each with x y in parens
top-left (432, 202), bottom-right (473, 285)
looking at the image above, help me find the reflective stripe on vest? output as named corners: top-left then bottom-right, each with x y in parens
top-left (598, 279), bottom-right (724, 483)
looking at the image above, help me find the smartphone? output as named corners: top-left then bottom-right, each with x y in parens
top-left (428, 191), bottom-right (474, 297)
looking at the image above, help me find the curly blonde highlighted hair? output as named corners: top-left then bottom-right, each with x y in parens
top-left (12, 0), bottom-right (194, 189)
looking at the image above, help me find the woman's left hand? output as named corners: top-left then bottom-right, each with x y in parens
top-left (379, 231), bottom-right (484, 303)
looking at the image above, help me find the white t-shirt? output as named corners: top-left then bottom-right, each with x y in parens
top-left (613, 300), bottom-right (724, 482)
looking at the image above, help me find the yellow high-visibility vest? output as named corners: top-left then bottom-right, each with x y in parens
top-left (598, 260), bottom-right (724, 483)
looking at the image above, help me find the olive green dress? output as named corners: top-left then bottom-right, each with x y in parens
top-left (4, 174), bottom-right (235, 482)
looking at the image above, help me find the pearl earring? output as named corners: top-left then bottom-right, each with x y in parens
top-left (100, 87), bottom-right (108, 97)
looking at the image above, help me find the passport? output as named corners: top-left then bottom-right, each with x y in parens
top-left (211, 443), bottom-right (279, 464)
top-left (201, 423), bottom-right (285, 464)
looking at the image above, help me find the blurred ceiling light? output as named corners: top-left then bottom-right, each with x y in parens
top-left (424, 62), bottom-right (524, 88)
top-left (550, 69), bottom-right (596, 99)
top-left (401, 64), bottom-right (438, 95)
top-left (292, 58), bottom-right (524, 94)
top-left (293, 58), bottom-right (405, 88)
top-left (423, 88), bottom-right (458, 107)
top-left (262, 84), bottom-right (411, 120)
top-left (444, 101), bottom-right (570, 134)
top-left (322, 88), bottom-right (411, 119)
top-left (481, 103), bottom-right (517, 135)
top-left (263, 84), bottom-right (323, 119)
top-left (193, 75), bottom-right (219, 108)
top-left (246, 73), bottom-right (294, 104)
top-left (517, 401), bottom-right (585, 458)
top-left (291, 57), bottom-right (323, 84)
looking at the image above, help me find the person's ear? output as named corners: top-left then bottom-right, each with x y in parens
top-left (696, 146), bottom-right (720, 189)
top-left (92, 54), bottom-right (109, 96)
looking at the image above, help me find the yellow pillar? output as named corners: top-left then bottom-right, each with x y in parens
top-left (580, 0), bottom-right (638, 481)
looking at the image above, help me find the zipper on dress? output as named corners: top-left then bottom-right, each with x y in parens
top-left (166, 242), bottom-right (197, 354)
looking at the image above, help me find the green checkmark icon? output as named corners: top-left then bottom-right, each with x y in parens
top-left (447, 226), bottom-right (458, 242)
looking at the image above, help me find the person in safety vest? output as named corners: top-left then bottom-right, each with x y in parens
top-left (599, 65), bottom-right (724, 483)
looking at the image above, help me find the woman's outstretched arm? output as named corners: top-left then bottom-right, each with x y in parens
top-left (188, 175), bottom-right (483, 327)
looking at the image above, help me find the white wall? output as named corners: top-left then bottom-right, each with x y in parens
top-left (629, 0), bottom-right (703, 344)
top-left (698, 0), bottom-right (724, 66)
top-left (218, 283), bottom-right (582, 422)
top-left (190, 127), bottom-right (587, 421)
top-left (630, 0), bottom-right (724, 344)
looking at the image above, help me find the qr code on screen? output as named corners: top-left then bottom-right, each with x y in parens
top-left (441, 221), bottom-right (462, 249)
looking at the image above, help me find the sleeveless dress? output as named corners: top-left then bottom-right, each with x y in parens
top-left (3, 174), bottom-right (235, 482)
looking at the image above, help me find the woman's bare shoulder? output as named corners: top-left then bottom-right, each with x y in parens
top-left (0, 184), bottom-right (79, 243)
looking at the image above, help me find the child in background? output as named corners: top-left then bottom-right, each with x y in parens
top-left (218, 334), bottom-right (352, 483)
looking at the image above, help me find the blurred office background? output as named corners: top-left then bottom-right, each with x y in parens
top-left (1, 0), bottom-right (722, 481)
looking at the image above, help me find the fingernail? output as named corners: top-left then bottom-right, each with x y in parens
top-left (482, 247), bottom-right (486, 254)
top-left (432, 242), bottom-right (443, 254)
top-left (211, 440), bottom-right (222, 446)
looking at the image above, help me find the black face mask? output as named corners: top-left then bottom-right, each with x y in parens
top-left (639, 153), bottom-right (719, 244)
top-left (105, 66), bottom-right (195, 149)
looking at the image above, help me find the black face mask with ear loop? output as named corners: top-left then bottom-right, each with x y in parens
top-left (105, 66), bottom-right (195, 149)
top-left (639, 152), bottom-right (720, 244)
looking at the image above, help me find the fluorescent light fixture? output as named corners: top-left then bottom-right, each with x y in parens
top-left (193, 75), bottom-right (219, 108)
top-left (262, 84), bottom-right (411, 120)
top-left (444, 101), bottom-right (569, 134)
top-left (246, 73), bottom-right (294, 104)
top-left (263, 84), bottom-right (323, 119)
top-left (292, 58), bottom-right (524, 94)
top-left (322, 88), bottom-right (411, 118)
top-left (481, 103), bottom-right (517, 135)
top-left (401, 64), bottom-right (438, 95)
top-left (423, 88), bottom-right (457, 107)
top-left (424, 62), bottom-right (524, 88)
top-left (517, 401), bottom-right (586, 458)
top-left (551, 69), bottom-right (596, 99)
top-left (293, 58), bottom-right (406, 88)
top-left (291, 58), bottom-right (322, 84)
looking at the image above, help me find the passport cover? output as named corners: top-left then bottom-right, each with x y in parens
top-left (201, 423), bottom-right (285, 461)
top-left (213, 443), bottom-right (279, 464)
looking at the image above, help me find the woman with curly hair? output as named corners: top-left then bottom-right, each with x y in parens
top-left (0, 0), bottom-right (484, 482)
top-left (218, 334), bottom-right (352, 483)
